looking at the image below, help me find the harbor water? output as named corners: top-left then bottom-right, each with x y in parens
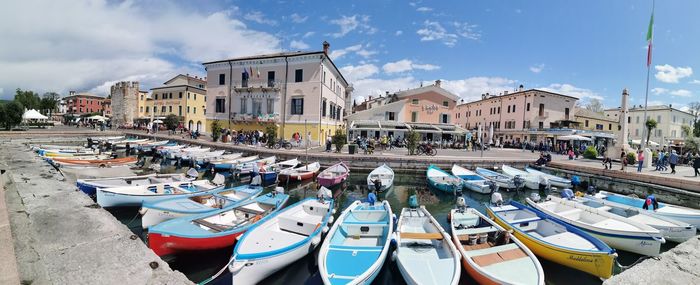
top-left (100, 166), bottom-right (677, 285)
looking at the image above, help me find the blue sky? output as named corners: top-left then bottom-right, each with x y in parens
top-left (1, 0), bottom-right (698, 110)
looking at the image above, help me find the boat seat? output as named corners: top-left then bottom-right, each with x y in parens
top-left (454, 226), bottom-right (497, 236)
top-left (597, 206), bottom-right (612, 212)
top-left (509, 217), bottom-right (542, 224)
top-left (192, 219), bottom-right (231, 232)
top-left (400, 232), bottom-right (443, 240)
top-left (278, 215), bottom-right (320, 236)
top-left (557, 208), bottom-right (582, 217)
top-left (471, 247), bottom-right (528, 267)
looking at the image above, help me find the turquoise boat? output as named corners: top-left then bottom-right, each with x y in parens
top-left (427, 165), bottom-right (463, 193)
top-left (318, 200), bottom-right (394, 285)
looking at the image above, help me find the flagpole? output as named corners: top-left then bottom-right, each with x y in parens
top-left (640, 0), bottom-right (655, 153)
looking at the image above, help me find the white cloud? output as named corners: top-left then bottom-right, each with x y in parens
top-left (382, 59), bottom-right (440, 74)
top-left (395, 30), bottom-right (403, 36)
top-left (351, 76), bottom-right (420, 100)
top-left (356, 49), bottom-right (377, 58)
top-left (670, 89), bottom-right (692, 97)
top-left (244, 11), bottom-right (277, 25)
top-left (540, 83), bottom-right (603, 100)
top-left (290, 40), bottom-right (310, 50)
top-left (651, 87), bottom-right (668, 95)
top-left (303, 31), bottom-right (315, 38)
top-left (654, 64), bottom-right (693, 83)
top-left (416, 21), bottom-right (458, 47)
top-left (339, 64), bottom-right (379, 82)
top-left (452, 21), bottom-right (481, 40)
top-left (0, 1), bottom-right (281, 99)
top-left (289, 13), bottom-right (308, 23)
top-left (680, 106), bottom-right (691, 112)
top-left (442, 77), bottom-right (516, 102)
top-left (529, 63), bottom-right (545, 73)
top-left (690, 79), bottom-right (700, 84)
top-left (329, 15), bottom-right (377, 38)
top-left (328, 44), bottom-right (376, 60)
top-left (416, 7), bottom-right (433, 12)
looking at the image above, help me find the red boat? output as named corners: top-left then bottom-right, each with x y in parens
top-left (277, 162), bottom-right (320, 182)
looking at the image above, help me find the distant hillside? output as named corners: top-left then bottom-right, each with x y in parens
top-left (0, 99), bottom-right (11, 105)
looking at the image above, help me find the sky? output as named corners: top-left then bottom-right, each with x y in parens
top-left (1, 0), bottom-right (699, 111)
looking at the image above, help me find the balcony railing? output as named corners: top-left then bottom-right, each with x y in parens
top-left (233, 80), bottom-right (282, 92)
top-left (231, 113), bottom-right (280, 122)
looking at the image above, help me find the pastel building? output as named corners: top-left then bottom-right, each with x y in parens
top-left (574, 108), bottom-right (619, 133)
top-left (63, 91), bottom-right (106, 115)
top-left (603, 105), bottom-right (694, 146)
top-left (454, 85), bottom-right (578, 144)
top-left (203, 41), bottom-right (350, 144)
top-left (345, 80), bottom-right (465, 140)
top-left (150, 74), bottom-right (207, 132)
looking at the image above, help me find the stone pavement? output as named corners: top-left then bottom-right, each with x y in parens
top-left (0, 166), bottom-right (20, 285)
top-left (549, 157), bottom-right (700, 193)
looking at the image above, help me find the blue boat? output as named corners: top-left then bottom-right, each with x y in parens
top-left (211, 155), bottom-right (259, 171)
top-left (148, 189), bottom-right (290, 256)
top-left (140, 183), bottom-right (263, 229)
top-left (426, 165), bottom-right (463, 193)
top-left (318, 200), bottom-right (394, 285)
top-left (451, 164), bottom-right (491, 193)
top-left (594, 191), bottom-right (700, 228)
top-left (259, 158), bottom-right (299, 184)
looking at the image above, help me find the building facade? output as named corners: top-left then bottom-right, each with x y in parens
top-left (110, 81), bottom-right (141, 126)
top-left (345, 80), bottom-right (464, 141)
top-left (603, 105), bottom-right (694, 145)
top-left (102, 99), bottom-right (112, 117)
top-left (454, 85), bottom-right (578, 144)
top-left (63, 91), bottom-right (106, 115)
top-left (150, 74), bottom-right (207, 132)
top-left (574, 108), bottom-right (619, 133)
top-left (203, 42), bottom-right (350, 144)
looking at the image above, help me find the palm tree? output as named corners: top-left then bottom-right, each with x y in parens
top-left (645, 118), bottom-right (657, 146)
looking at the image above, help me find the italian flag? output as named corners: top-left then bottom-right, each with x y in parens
top-left (646, 12), bottom-right (654, 66)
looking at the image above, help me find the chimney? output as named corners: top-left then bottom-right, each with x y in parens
top-left (504, 90), bottom-right (508, 95)
top-left (435, 79), bottom-right (441, 87)
top-left (69, 90), bottom-right (76, 96)
top-left (518, 84), bottom-right (524, 91)
top-left (322, 41), bottom-right (330, 55)
top-left (369, 96), bottom-right (373, 101)
top-left (385, 91), bottom-right (389, 96)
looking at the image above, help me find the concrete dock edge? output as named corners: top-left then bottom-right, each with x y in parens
top-left (1, 165), bottom-right (21, 285)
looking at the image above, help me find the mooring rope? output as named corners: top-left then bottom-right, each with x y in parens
top-left (197, 258), bottom-right (232, 285)
top-left (616, 255), bottom-right (661, 271)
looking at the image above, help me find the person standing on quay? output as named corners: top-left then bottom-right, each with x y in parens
top-left (620, 148), bottom-right (627, 171)
top-left (637, 150), bottom-right (644, 173)
top-left (669, 150), bottom-right (678, 174)
top-left (693, 153), bottom-right (700, 177)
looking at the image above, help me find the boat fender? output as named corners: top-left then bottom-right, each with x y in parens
top-left (327, 216), bottom-right (334, 224)
top-left (391, 250), bottom-right (397, 262)
top-left (331, 208), bottom-right (337, 215)
top-left (228, 262), bottom-right (246, 273)
top-left (322, 226), bottom-right (329, 234)
top-left (138, 208), bottom-right (147, 215)
top-left (311, 236), bottom-right (321, 247)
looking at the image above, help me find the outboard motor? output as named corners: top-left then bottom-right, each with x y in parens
top-left (561, 188), bottom-right (575, 200)
top-left (491, 191), bottom-right (503, 206)
top-left (513, 175), bottom-right (524, 190)
top-left (486, 180), bottom-right (498, 193)
top-left (211, 173), bottom-right (226, 186)
top-left (317, 186), bottom-right (332, 202)
top-left (456, 196), bottom-right (467, 212)
top-left (530, 192), bottom-right (541, 202)
top-left (274, 186), bottom-right (285, 195)
top-left (586, 185), bottom-right (596, 195)
top-left (408, 195), bottom-right (419, 208)
top-left (186, 168), bottom-right (199, 179)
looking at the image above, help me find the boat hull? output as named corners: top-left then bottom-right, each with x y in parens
top-left (278, 172), bottom-right (315, 182)
top-left (230, 237), bottom-right (314, 285)
top-left (148, 231), bottom-right (243, 257)
top-left (317, 174), bottom-right (347, 187)
top-left (488, 211), bottom-right (615, 279)
top-left (96, 188), bottom-right (213, 208)
top-left (140, 208), bottom-right (189, 229)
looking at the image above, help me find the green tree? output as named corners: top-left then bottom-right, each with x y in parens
top-left (582, 146), bottom-right (598, 159)
top-left (688, 102), bottom-right (700, 137)
top-left (406, 129), bottom-right (420, 155)
top-left (2, 101), bottom-right (24, 130)
top-left (644, 118), bottom-right (657, 146)
top-left (14, 88), bottom-right (40, 110)
top-left (163, 114), bottom-right (179, 131)
top-left (265, 125), bottom-right (278, 148)
top-left (40, 92), bottom-right (60, 117)
top-left (331, 129), bottom-right (347, 152)
top-left (210, 120), bottom-right (222, 142)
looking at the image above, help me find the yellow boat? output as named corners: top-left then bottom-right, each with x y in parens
top-left (487, 201), bottom-right (617, 279)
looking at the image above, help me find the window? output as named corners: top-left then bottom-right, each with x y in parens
top-left (241, 72), bottom-right (248, 87)
top-left (266, 99), bottom-right (274, 114)
top-left (609, 124), bottom-right (612, 130)
top-left (538, 104), bottom-right (544, 116)
top-left (337, 106), bottom-right (342, 120)
top-left (526, 103), bottom-right (530, 111)
top-left (672, 130), bottom-right (677, 137)
top-left (635, 129), bottom-right (639, 136)
top-left (673, 115), bottom-right (676, 123)
top-left (146, 106), bottom-right (150, 113)
top-left (585, 120), bottom-right (589, 127)
top-left (79, 107), bottom-right (83, 112)
top-left (628, 117), bottom-right (631, 124)
top-left (596, 124), bottom-right (603, 130)
top-left (387, 112), bottom-right (395, 121)
top-left (322, 99), bottom-right (327, 117)
top-left (169, 93), bottom-right (172, 99)
top-left (441, 114), bottom-right (449, 124)
top-left (657, 129), bottom-right (662, 137)
top-left (442, 101), bottom-right (449, 107)
top-left (154, 94), bottom-right (158, 100)
top-left (411, 99), bottom-right (419, 105)
top-left (512, 105), bottom-right (516, 113)
top-left (141, 95), bottom-right (144, 100)
top-left (267, 71), bottom-right (275, 87)
top-left (169, 106), bottom-right (172, 113)
top-left (497, 107), bottom-right (501, 114)
top-left (240, 98), bottom-right (247, 114)
top-left (187, 93), bottom-right (190, 99)
top-left (179, 106), bottom-right (182, 116)
top-left (411, 111), bottom-right (418, 122)
top-left (219, 74), bottom-right (225, 85)
top-left (657, 115), bottom-right (661, 124)
top-left (161, 106), bottom-right (166, 113)
top-left (295, 69), bottom-right (303, 82)
top-left (179, 92), bottom-right (182, 99)
top-left (215, 98), bottom-right (226, 113)
top-left (252, 99), bottom-right (262, 115)
top-left (193, 107), bottom-right (196, 114)
top-left (323, 71), bottom-right (326, 84)
top-left (291, 98), bottom-right (303, 115)
top-left (140, 106), bottom-right (143, 112)
top-left (194, 94), bottom-right (197, 100)
top-left (636, 116), bottom-right (640, 123)
top-left (564, 108), bottom-right (570, 120)
top-left (538, 122), bottom-right (544, 129)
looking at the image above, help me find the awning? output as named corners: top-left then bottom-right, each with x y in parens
top-left (22, 109), bottom-right (48, 120)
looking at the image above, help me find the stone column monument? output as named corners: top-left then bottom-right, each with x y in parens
top-left (610, 88), bottom-right (633, 161)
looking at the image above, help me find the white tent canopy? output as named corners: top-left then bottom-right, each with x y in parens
top-left (557, 134), bottom-right (593, 141)
top-left (22, 109), bottom-right (48, 120)
top-left (630, 139), bottom-right (659, 147)
top-left (87, 115), bottom-right (107, 121)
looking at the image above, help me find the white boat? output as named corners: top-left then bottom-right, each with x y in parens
top-left (318, 200), bottom-right (393, 285)
top-left (96, 174), bottom-right (225, 208)
top-left (230, 194), bottom-right (335, 284)
top-left (524, 167), bottom-right (571, 188)
top-left (367, 164), bottom-right (394, 191)
top-left (278, 162), bottom-right (321, 182)
top-left (475, 168), bottom-right (516, 189)
top-left (211, 155), bottom-right (260, 170)
top-left (174, 147), bottom-right (212, 159)
top-left (501, 165), bottom-right (539, 190)
top-left (77, 169), bottom-right (197, 196)
top-left (394, 206), bottom-right (461, 285)
top-left (184, 150), bottom-right (226, 161)
top-left (451, 165), bottom-right (491, 193)
top-left (235, 156), bottom-right (277, 174)
top-left (594, 191), bottom-right (700, 228)
top-left (576, 196), bottom-right (696, 243)
top-left (527, 195), bottom-right (665, 256)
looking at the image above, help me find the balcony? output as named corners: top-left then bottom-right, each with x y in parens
top-left (231, 113), bottom-right (280, 123)
top-left (233, 80), bottom-right (282, 92)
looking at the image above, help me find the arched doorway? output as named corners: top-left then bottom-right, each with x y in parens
top-left (196, 121), bottom-right (202, 132)
top-left (188, 120), bottom-right (193, 131)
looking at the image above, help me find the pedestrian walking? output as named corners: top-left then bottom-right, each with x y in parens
top-left (693, 153), bottom-right (700, 177)
top-left (620, 148), bottom-right (627, 171)
top-left (637, 150), bottom-right (644, 173)
top-left (655, 150), bottom-right (665, 171)
top-left (669, 150), bottom-right (678, 174)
